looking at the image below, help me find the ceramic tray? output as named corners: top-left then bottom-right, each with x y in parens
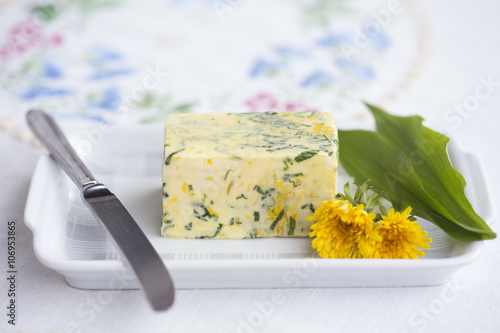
top-left (24, 126), bottom-right (494, 289)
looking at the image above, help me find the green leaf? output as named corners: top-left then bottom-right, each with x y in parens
top-left (164, 148), bottom-right (185, 165)
top-left (338, 104), bottom-right (495, 241)
top-left (172, 102), bottom-right (197, 113)
top-left (288, 217), bottom-right (296, 236)
top-left (31, 5), bottom-right (59, 22)
top-left (137, 92), bottom-right (155, 108)
top-left (368, 104), bottom-right (494, 237)
top-left (270, 210), bottom-right (285, 231)
top-left (253, 211), bottom-right (260, 222)
top-left (140, 115), bottom-right (164, 124)
top-left (294, 150), bottom-right (319, 162)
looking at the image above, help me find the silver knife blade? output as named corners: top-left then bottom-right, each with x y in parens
top-left (26, 109), bottom-right (175, 311)
top-left (83, 184), bottom-right (174, 310)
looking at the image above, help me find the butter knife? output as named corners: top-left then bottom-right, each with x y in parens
top-left (26, 110), bottom-right (175, 311)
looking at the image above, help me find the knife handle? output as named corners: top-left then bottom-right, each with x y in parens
top-left (27, 110), bottom-right (97, 188)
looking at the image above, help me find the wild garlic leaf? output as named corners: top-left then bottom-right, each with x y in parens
top-left (368, 104), bottom-right (494, 239)
top-left (338, 104), bottom-right (496, 241)
top-left (339, 130), bottom-right (463, 238)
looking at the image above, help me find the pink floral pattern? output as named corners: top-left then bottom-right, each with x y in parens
top-left (0, 20), bottom-right (63, 61)
top-left (246, 93), bottom-right (318, 113)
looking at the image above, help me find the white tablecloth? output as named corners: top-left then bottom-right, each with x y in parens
top-left (1, 0), bottom-right (500, 332)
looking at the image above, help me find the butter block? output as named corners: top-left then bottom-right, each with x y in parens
top-left (162, 111), bottom-right (338, 239)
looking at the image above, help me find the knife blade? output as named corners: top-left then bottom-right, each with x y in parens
top-left (26, 109), bottom-right (175, 311)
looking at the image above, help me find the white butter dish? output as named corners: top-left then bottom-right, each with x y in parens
top-left (24, 126), bottom-right (494, 289)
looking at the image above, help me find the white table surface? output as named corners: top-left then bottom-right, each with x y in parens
top-left (1, 0), bottom-right (500, 332)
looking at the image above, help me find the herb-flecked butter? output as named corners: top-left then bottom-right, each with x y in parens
top-left (162, 111), bottom-right (338, 239)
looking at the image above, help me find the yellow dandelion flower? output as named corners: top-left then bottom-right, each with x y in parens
top-left (371, 207), bottom-right (432, 259)
top-left (308, 200), bottom-right (380, 258)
